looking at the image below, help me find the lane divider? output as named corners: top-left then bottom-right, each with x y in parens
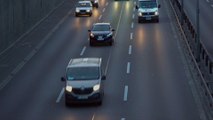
top-left (102, 8), bottom-right (106, 12)
top-left (131, 22), bottom-right (134, 29)
top-left (132, 14), bottom-right (135, 19)
top-left (80, 46), bottom-right (86, 56)
top-left (56, 88), bottom-right (65, 103)
top-left (127, 62), bottom-right (131, 74)
top-left (99, 15), bottom-right (102, 20)
top-left (130, 33), bottom-right (133, 40)
top-left (123, 85), bottom-right (128, 101)
top-left (128, 45), bottom-right (132, 55)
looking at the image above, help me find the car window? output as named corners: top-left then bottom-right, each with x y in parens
top-left (67, 67), bottom-right (100, 80)
top-left (77, 2), bottom-right (91, 7)
top-left (139, 1), bottom-right (157, 8)
top-left (92, 25), bottom-right (110, 31)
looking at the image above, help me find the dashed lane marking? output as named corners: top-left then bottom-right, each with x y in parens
top-left (128, 45), bottom-right (132, 55)
top-left (56, 88), bottom-right (65, 103)
top-left (80, 46), bottom-right (86, 56)
top-left (124, 86), bottom-right (128, 101)
top-left (127, 62), bottom-right (131, 74)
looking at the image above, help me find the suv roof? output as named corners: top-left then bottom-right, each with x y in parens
top-left (78, 1), bottom-right (91, 4)
top-left (67, 58), bottom-right (101, 68)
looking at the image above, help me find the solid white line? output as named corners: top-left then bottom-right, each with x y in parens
top-left (130, 33), bottom-right (133, 40)
top-left (103, 8), bottom-right (106, 12)
top-left (131, 22), bottom-right (134, 29)
top-left (128, 45), bottom-right (132, 55)
top-left (127, 62), bottom-right (131, 74)
top-left (80, 46), bottom-right (86, 56)
top-left (124, 86), bottom-right (128, 101)
top-left (56, 88), bottom-right (65, 103)
top-left (99, 15), bottom-right (102, 20)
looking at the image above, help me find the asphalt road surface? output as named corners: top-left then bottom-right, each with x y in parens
top-left (0, 0), bottom-right (206, 120)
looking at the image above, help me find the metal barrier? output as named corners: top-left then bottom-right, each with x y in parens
top-left (0, 0), bottom-right (62, 53)
top-left (169, 0), bottom-right (213, 117)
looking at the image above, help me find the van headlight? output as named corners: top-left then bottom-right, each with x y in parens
top-left (154, 11), bottom-right (159, 15)
top-left (86, 9), bottom-right (90, 12)
top-left (93, 84), bottom-right (100, 91)
top-left (94, 0), bottom-right (98, 3)
top-left (138, 12), bottom-right (142, 16)
top-left (76, 9), bottom-right (80, 13)
top-left (66, 86), bottom-right (72, 92)
top-left (90, 33), bottom-right (94, 37)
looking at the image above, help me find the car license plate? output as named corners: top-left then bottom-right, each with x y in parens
top-left (98, 36), bottom-right (104, 40)
top-left (78, 96), bottom-right (88, 99)
top-left (146, 17), bottom-right (151, 20)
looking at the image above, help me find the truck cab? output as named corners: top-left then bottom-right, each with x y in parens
top-left (135, 0), bottom-right (160, 23)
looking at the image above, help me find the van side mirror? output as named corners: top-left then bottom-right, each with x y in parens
top-left (135, 5), bottom-right (139, 10)
top-left (158, 4), bottom-right (161, 8)
top-left (88, 30), bottom-right (91, 32)
top-left (61, 77), bottom-right (66, 81)
top-left (112, 29), bottom-right (115, 31)
top-left (101, 75), bottom-right (106, 80)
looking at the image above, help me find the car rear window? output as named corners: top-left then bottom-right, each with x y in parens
top-left (92, 25), bottom-right (110, 31)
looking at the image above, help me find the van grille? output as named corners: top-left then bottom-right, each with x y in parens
top-left (142, 12), bottom-right (155, 15)
top-left (72, 88), bottom-right (93, 95)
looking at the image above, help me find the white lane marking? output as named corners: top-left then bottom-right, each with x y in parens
top-left (92, 114), bottom-right (95, 120)
top-left (80, 46), bottom-right (86, 56)
top-left (130, 33), bottom-right (133, 40)
top-left (106, 2), bottom-right (109, 6)
top-left (131, 22), bottom-right (134, 29)
top-left (127, 62), bottom-right (131, 74)
top-left (121, 118), bottom-right (126, 120)
top-left (132, 14), bottom-right (135, 19)
top-left (124, 86), bottom-right (128, 101)
top-left (99, 15), bottom-right (102, 20)
top-left (103, 8), bottom-right (106, 12)
top-left (128, 45), bottom-right (132, 55)
top-left (56, 88), bottom-right (65, 103)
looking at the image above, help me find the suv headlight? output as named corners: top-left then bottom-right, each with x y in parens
top-left (154, 11), bottom-right (159, 15)
top-left (138, 12), bottom-right (142, 16)
top-left (76, 9), bottom-right (80, 13)
top-left (93, 84), bottom-right (100, 91)
top-left (90, 33), bottom-right (94, 37)
top-left (107, 32), bottom-right (113, 37)
top-left (86, 9), bottom-right (90, 12)
top-left (66, 86), bottom-right (72, 92)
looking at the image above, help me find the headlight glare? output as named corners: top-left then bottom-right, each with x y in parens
top-left (90, 33), bottom-right (94, 37)
top-left (155, 11), bottom-right (159, 15)
top-left (66, 86), bottom-right (72, 92)
top-left (138, 12), bottom-right (142, 16)
top-left (76, 9), bottom-right (80, 12)
top-left (86, 9), bottom-right (90, 12)
top-left (93, 84), bottom-right (100, 91)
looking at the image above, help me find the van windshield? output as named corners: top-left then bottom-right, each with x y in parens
top-left (67, 67), bottom-right (100, 80)
top-left (139, 1), bottom-right (157, 8)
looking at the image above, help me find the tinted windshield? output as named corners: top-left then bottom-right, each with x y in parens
top-left (67, 67), bottom-right (100, 80)
top-left (139, 1), bottom-right (157, 8)
top-left (77, 2), bottom-right (91, 7)
top-left (92, 25), bottom-right (110, 31)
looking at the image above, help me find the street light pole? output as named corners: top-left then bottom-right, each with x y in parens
top-left (196, 0), bottom-right (200, 62)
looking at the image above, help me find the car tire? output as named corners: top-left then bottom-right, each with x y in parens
top-left (97, 100), bottom-right (102, 105)
top-left (75, 14), bottom-right (78, 17)
top-left (96, 5), bottom-right (99, 8)
top-left (109, 41), bottom-right (113, 46)
top-left (156, 19), bottom-right (159, 23)
top-left (90, 41), bottom-right (93, 46)
top-left (138, 19), bottom-right (141, 23)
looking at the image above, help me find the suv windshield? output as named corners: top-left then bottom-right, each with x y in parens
top-left (77, 2), bottom-right (91, 7)
top-left (139, 1), bottom-right (157, 8)
top-left (92, 25), bottom-right (110, 31)
top-left (67, 67), bottom-right (99, 80)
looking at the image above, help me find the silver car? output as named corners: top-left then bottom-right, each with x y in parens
top-left (61, 58), bottom-right (106, 106)
top-left (75, 1), bottom-right (93, 17)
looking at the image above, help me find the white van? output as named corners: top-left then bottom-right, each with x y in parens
top-left (135, 0), bottom-right (161, 23)
top-left (61, 58), bottom-right (106, 106)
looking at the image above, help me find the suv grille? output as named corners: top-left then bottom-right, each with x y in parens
top-left (72, 88), bottom-right (93, 95)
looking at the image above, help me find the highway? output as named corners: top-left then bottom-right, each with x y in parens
top-left (0, 0), bottom-right (206, 120)
top-left (180, 0), bottom-right (213, 56)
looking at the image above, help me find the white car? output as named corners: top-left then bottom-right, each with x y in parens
top-left (75, 1), bottom-right (93, 17)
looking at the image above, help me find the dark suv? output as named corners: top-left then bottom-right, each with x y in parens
top-left (88, 23), bottom-right (115, 46)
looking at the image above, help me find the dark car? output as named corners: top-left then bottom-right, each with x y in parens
top-left (88, 23), bottom-right (115, 46)
top-left (90, 0), bottom-right (99, 8)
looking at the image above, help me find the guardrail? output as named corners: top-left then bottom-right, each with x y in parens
top-left (168, 0), bottom-right (213, 116)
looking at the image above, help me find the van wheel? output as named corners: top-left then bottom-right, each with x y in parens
top-left (97, 100), bottom-right (102, 105)
top-left (156, 19), bottom-right (159, 23)
top-left (138, 19), bottom-right (141, 23)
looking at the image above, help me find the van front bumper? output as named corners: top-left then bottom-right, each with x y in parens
top-left (65, 92), bottom-right (102, 104)
top-left (138, 15), bottom-right (159, 21)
